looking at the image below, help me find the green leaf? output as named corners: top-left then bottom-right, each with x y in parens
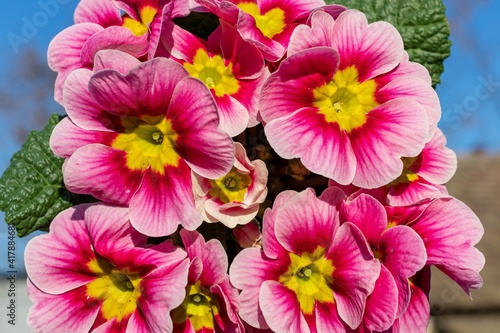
top-left (326, 0), bottom-right (451, 85)
top-left (0, 114), bottom-right (95, 237)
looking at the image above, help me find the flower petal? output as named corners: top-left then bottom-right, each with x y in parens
top-left (74, 0), bottom-right (122, 26)
top-left (129, 165), bottom-right (202, 237)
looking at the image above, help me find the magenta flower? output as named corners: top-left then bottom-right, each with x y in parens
top-left (230, 189), bottom-right (380, 331)
top-left (196, 0), bottom-right (329, 61)
top-left (192, 142), bottom-right (268, 228)
top-left (161, 19), bottom-right (268, 136)
top-left (260, 10), bottom-right (440, 188)
top-left (50, 53), bottom-right (234, 236)
top-left (172, 229), bottom-right (244, 332)
top-left (25, 204), bottom-right (189, 333)
top-left (332, 190), bottom-right (427, 331)
top-left (386, 197), bottom-right (485, 294)
top-left (48, 0), bottom-right (184, 103)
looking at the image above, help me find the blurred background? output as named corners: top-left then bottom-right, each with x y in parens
top-left (0, 0), bottom-right (499, 332)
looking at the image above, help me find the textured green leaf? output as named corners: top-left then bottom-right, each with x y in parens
top-left (0, 114), bottom-right (95, 237)
top-left (326, 0), bottom-right (451, 85)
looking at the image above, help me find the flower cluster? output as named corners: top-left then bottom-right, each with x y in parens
top-left (25, 1), bottom-right (484, 332)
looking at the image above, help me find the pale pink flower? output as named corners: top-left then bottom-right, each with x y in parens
top-left (230, 189), bottom-right (380, 332)
top-left (50, 53), bottom-right (234, 236)
top-left (25, 204), bottom-right (189, 333)
top-left (193, 142), bottom-right (268, 228)
top-left (172, 229), bottom-right (243, 332)
top-left (260, 10), bottom-right (439, 188)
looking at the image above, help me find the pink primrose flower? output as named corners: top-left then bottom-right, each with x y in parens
top-left (229, 188), bottom-right (380, 332)
top-left (329, 189), bottom-right (427, 331)
top-left (386, 197), bottom-right (485, 295)
top-left (50, 52), bottom-right (234, 236)
top-left (48, 0), bottom-right (184, 104)
top-left (161, 19), bottom-right (268, 136)
top-left (195, 0), bottom-right (329, 61)
top-left (192, 142), bottom-right (268, 228)
top-left (260, 10), bottom-right (440, 188)
top-left (172, 229), bottom-right (244, 332)
top-left (233, 220), bottom-right (263, 248)
top-left (25, 204), bottom-right (189, 333)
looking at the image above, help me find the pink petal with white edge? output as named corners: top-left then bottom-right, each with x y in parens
top-left (211, 279), bottom-right (244, 332)
top-left (260, 47), bottom-right (339, 123)
top-left (377, 76), bottom-right (441, 139)
top-left (27, 281), bottom-right (100, 333)
top-left (205, 199), bottom-right (260, 228)
top-left (333, 10), bottom-right (403, 80)
top-left (326, 223), bottom-right (380, 329)
top-left (180, 229), bottom-right (228, 285)
top-left (215, 94), bottom-right (250, 137)
top-left (50, 117), bottom-right (116, 158)
top-left (138, 260), bottom-right (190, 333)
top-left (363, 265), bottom-right (398, 332)
top-left (93, 49), bottom-right (141, 73)
top-left (239, 287), bottom-right (269, 330)
top-left (350, 98), bottom-right (429, 188)
top-left (130, 165), bottom-right (202, 237)
top-left (414, 129), bottom-right (457, 184)
top-left (84, 204), bottom-right (147, 255)
top-left (80, 26), bottom-right (149, 66)
top-left (25, 206), bottom-right (95, 294)
top-left (168, 77), bottom-right (234, 179)
top-left (48, 23), bottom-right (102, 73)
top-left (74, 0), bottom-right (122, 26)
top-left (89, 58), bottom-right (189, 118)
top-left (274, 188), bottom-right (338, 254)
top-left (229, 248), bottom-right (280, 291)
top-left (381, 225), bottom-right (427, 316)
top-left (288, 11), bottom-right (336, 56)
top-left (341, 193), bottom-right (387, 244)
top-left (318, 186), bottom-right (347, 207)
top-left (315, 301), bottom-right (348, 332)
top-left (378, 51), bottom-right (432, 87)
top-left (265, 107), bottom-right (356, 184)
top-left (387, 180), bottom-right (449, 207)
top-left (260, 281), bottom-right (310, 333)
top-left (63, 144), bottom-right (143, 205)
top-left (410, 198), bottom-right (485, 293)
top-left (63, 69), bottom-right (121, 132)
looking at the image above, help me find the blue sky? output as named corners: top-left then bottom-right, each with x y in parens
top-left (0, 0), bottom-right (499, 273)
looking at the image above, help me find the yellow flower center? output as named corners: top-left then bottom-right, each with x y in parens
top-left (122, 6), bottom-right (157, 36)
top-left (86, 256), bottom-right (142, 322)
top-left (313, 66), bottom-right (379, 133)
top-left (237, 2), bottom-right (286, 39)
top-left (112, 115), bottom-right (180, 175)
top-left (171, 281), bottom-right (220, 331)
top-left (209, 167), bottom-right (252, 203)
top-left (279, 246), bottom-right (335, 315)
top-left (184, 49), bottom-right (240, 98)
top-left (388, 156), bottom-right (420, 186)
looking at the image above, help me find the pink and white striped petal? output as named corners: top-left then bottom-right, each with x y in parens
top-left (74, 0), bottom-right (122, 26)
top-left (260, 281), bottom-right (311, 333)
top-left (129, 165), bottom-right (202, 236)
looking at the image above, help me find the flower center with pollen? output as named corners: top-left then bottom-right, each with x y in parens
top-left (171, 281), bottom-right (220, 331)
top-left (112, 115), bottom-right (180, 174)
top-left (313, 66), bottom-right (379, 133)
top-left (209, 167), bottom-right (252, 203)
top-left (122, 6), bottom-right (157, 36)
top-left (279, 246), bottom-right (335, 315)
top-left (237, 2), bottom-right (286, 38)
top-left (86, 256), bottom-right (142, 322)
top-left (184, 49), bottom-right (240, 98)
